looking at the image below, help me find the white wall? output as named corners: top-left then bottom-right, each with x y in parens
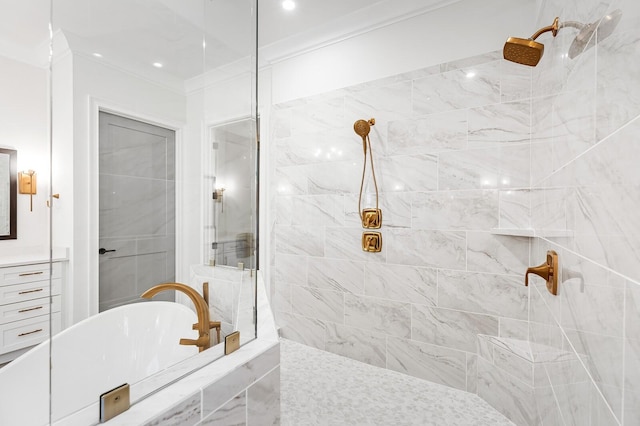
top-left (0, 55), bottom-right (49, 250)
top-left (267, 0), bottom-right (535, 104)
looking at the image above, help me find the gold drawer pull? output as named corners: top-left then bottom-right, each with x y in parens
top-left (18, 271), bottom-right (44, 277)
top-left (18, 288), bottom-right (44, 295)
top-left (19, 306), bottom-right (43, 313)
top-left (18, 328), bottom-right (43, 337)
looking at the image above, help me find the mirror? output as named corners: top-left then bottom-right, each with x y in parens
top-left (0, 148), bottom-right (16, 240)
top-left (0, 0), bottom-right (257, 424)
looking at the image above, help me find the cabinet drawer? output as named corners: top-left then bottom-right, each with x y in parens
top-left (0, 295), bottom-right (61, 324)
top-left (0, 312), bottom-right (61, 355)
top-left (0, 278), bottom-right (61, 305)
top-left (0, 262), bottom-right (62, 287)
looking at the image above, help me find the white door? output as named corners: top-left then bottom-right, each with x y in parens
top-left (98, 112), bottom-right (176, 312)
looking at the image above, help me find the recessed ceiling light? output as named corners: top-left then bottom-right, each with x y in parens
top-left (282, 0), bottom-right (295, 11)
top-left (153, 62), bottom-right (163, 68)
top-left (92, 53), bottom-right (103, 58)
top-left (466, 71), bottom-right (476, 79)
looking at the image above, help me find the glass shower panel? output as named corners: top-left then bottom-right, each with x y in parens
top-left (46, 0), bottom-right (258, 423)
top-left (0, 2), bottom-right (53, 425)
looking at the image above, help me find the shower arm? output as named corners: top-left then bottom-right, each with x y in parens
top-left (529, 17), bottom-right (585, 41)
top-left (530, 17), bottom-right (559, 40)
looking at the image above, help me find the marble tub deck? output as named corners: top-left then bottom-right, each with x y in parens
top-left (281, 338), bottom-right (515, 426)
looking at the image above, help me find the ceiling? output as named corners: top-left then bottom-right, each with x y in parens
top-left (0, 0), bottom-right (462, 85)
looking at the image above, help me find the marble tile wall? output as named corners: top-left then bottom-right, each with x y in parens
top-left (527, 0), bottom-right (640, 424)
top-left (268, 1), bottom-right (640, 424)
top-left (270, 50), bottom-right (532, 396)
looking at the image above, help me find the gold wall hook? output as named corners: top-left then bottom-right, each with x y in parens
top-left (525, 250), bottom-right (559, 295)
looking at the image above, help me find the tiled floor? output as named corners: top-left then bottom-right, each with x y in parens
top-left (280, 338), bottom-right (515, 426)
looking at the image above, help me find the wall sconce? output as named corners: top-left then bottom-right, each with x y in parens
top-left (18, 170), bottom-right (36, 211)
top-left (213, 187), bottom-right (225, 212)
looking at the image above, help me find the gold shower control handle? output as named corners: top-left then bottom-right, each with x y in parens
top-left (525, 250), bottom-right (558, 295)
top-left (362, 208), bottom-right (382, 229)
top-left (362, 232), bottom-right (382, 253)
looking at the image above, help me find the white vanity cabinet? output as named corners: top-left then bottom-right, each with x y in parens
top-left (0, 259), bottom-right (65, 363)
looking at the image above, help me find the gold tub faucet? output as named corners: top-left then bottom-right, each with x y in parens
top-left (141, 283), bottom-right (211, 352)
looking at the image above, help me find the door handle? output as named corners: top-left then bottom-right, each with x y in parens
top-left (99, 248), bottom-right (116, 255)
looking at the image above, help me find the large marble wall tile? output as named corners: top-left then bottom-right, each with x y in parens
top-left (466, 354), bottom-right (478, 393)
top-left (565, 329), bottom-right (623, 420)
top-left (499, 318), bottom-right (529, 341)
top-left (500, 59), bottom-right (532, 102)
top-left (596, 3), bottom-right (640, 142)
top-left (468, 100), bottom-right (531, 148)
top-left (364, 263), bottom-right (436, 306)
top-left (386, 229), bottom-right (465, 269)
top-left (467, 232), bottom-right (529, 275)
top-left (572, 185), bottom-right (640, 283)
top-left (276, 311), bottom-right (326, 350)
top-left (550, 89), bottom-right (596, 170)
top-left (200, 392), bottom-right (246, 425)
top-left (324, 227), bottom-right (387, 262)
top-left (438, 145), bottom-right (530, 191)
top-left (274, 166), bottom-right (309, 195)
top-left (273, 281), bottom-right (292, 313)
top-left (324, 323), bottom-right (386, 368)
top-left (386, 336), bottom-right (467, 390)
top-left (377, 154), bottom-right (438, 193)
top-left (291, 195), bottom-right (345, 227)
top-left (307, 257), bottom-right (364, 294)
top-left (625, 280), bottom-right (640, 425)
top-left (477, 357), bottom-right (536, 426)
top-left (290, 96), bottom-right (344, 136)
top-left (386, 110), bottom-right (468, 156)
top-left (247, 366), bottom-right (280, 426)
top-left (411, 190), bottom-right (499, 231)
top-left (344, 192), bottom-right (412, 229)
top-left (274, 253), bottom-right (307, 285)
top-left (560, 258), bottom-right (624, 337)
top-left (412, 305), bottom-right (498, 352)
top-left (307, 161), bottom-right (362, 195)
top-left (439, 52), bottom-right (501, 72)
top-left (276, 131), bottom-right (358, 168)
top-left (275, 225), bottom-right (324, 257)
top-left (498, 189), bottom-right (531, 229)
top-left (438, 270), bottom-right (528, 320)
top-left (344, 294), bottom-right (411, 338)
top-left (291, 286), bottom-right (344, 323)
top-left (532, 384), bottom-right (565, 426)
top-left (413, 61), bottom-right (501, 115)
top-left (275, 196), bottom-right (293, 225)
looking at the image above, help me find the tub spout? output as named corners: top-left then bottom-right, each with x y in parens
top-left (141, 283), bottom-right (211, 352)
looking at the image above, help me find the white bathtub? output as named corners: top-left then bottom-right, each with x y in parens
top-left (0, 301), bottom-right (199, 426)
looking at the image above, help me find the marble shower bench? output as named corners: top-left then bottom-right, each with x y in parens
top-left (475, 335), bottom-right (590, 426)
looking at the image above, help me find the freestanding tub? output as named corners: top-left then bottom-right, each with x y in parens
top-left (0, 301), bottom-right (199, 426)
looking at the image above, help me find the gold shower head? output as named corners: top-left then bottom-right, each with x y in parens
top-left (353, 118), bottom-right (375, 154)
top-left (503, 17), bottom-right (559, 66)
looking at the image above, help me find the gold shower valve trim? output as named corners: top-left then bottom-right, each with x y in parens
top-left (362, 231), bottom-right (382, 253)
top-left (362, 208), bottom-right (382, 229)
